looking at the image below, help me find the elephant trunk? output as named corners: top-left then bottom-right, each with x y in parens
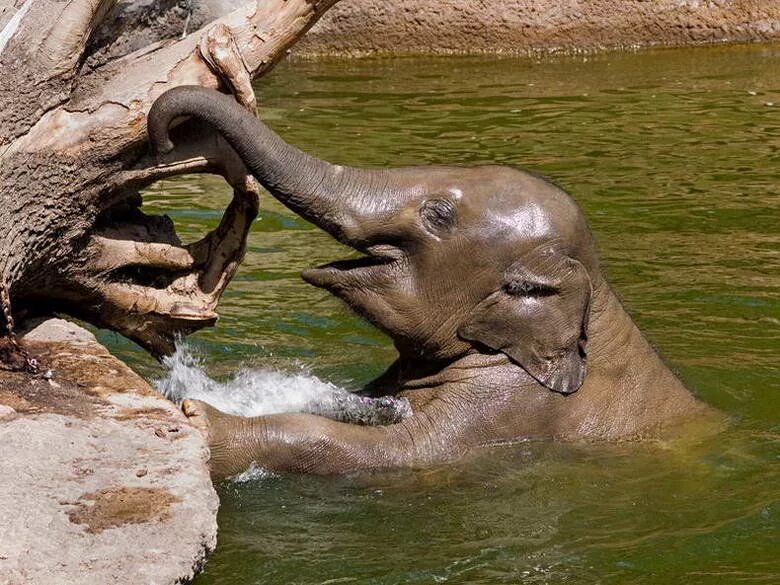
top-left (148, 86), bottom-right (392, 246)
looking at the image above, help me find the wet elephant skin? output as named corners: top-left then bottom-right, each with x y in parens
top-left (147, 86), bottom-right (711, 478)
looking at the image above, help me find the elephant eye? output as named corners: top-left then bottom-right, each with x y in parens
top-left (503, 280), bottom-right (557, 297)
top-left (420, 198), bottom-right (457, 234)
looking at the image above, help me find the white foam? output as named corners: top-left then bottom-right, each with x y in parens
top-left (230, 463), bottom-right (277, 483)
top-left (155, 344), bottom-right (412, 483)
top-left (155, 343), bottom-right (353, 418)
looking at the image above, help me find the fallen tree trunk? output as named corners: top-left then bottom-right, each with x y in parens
top-left (0, 0), bottom-right (340, 367)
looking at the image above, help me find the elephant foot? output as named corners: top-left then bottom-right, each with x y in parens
top-left (182, 399), bottom-right (272, 480)
top-left (182, 399), bottom-right (234, 469)
top-left (182, 399), bottom-right (212, 436)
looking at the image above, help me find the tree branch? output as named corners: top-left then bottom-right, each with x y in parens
top-left (0, 0), bottom-right (118, 145)
top-left (53, 175), bottom-right (260, 356)
top-left (113, 118), bottom-right (252, 194)
top-left (0, 0), bottom-right (340, 361)
top-left (11, 0), bottom-right (339, 154)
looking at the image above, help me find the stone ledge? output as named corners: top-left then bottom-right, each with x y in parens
top-left (0, 319), bottom-right (218, 585)
top-left (296, 0), bottom-right (780, 56)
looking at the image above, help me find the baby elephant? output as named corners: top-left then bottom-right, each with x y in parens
top-left (149, 87), bottom-right (712, 479)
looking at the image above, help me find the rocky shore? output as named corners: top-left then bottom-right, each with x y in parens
top-left (0, 320), bottom-right (217, 585)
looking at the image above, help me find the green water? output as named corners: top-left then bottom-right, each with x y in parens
top-left (103, 44), bottom-right (779, 584)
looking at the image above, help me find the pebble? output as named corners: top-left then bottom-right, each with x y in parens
top-left (0, 404), bottom-right (17, 421)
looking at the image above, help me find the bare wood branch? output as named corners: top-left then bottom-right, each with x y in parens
top-left (54, 175), bottom-right (260, 356)
top-left (10, 0), bottom-right (339, 154)
top-left (89, 237), bottom-right (194, 271)
top-left (0, 0), bottom-right (34, 53)
top-left (0, 0), bottom-right (340, 362)
top-left (113, 119), bottom-right (252, 192)
top-left (0, 0), bottom-right (118, 145)
top-left (199, 22), bottom-right (256, 112)
top-left (84, 0), bottom-right (246, 70)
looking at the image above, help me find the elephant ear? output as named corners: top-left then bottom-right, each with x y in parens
top-left (458, 255), bottom-right (592, 395)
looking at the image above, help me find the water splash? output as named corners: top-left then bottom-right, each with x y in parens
top-left (155, 343), bottom-right (412, 425)
top-left (230, 463), bottom-right (276, 483)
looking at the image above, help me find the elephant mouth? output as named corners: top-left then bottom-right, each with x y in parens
top-left (301, 244), bottom-right (403, 289)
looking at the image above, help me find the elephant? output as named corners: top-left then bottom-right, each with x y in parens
top-left (148, 86), bottom-right (714, 479)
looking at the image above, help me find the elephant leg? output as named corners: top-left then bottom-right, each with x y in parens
top-left (182, 399), bottom-right (460, 479)
top-left (358, 360), bottom-right (402, 398)
top-left (308, 392), bottom-right (412, 426)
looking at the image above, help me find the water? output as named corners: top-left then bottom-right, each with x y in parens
top-left (99, 44), bottom-right (779, 584)
top-left (155, 344), bottom-right (411, 425)
top-left (156, 343), bottom-right (351, 416)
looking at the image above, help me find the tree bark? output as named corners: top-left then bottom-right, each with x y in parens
top-left (0, 0), bottom-right (340, 366)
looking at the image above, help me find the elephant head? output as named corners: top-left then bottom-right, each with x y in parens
top-left (149, 87), bottom-right (605, 395)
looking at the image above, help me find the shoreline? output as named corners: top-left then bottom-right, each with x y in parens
top-left (295, 0), bottom-right (780, 57)
top-left (0, 319), bottom-right (218, 585)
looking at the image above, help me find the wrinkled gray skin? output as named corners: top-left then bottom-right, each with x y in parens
top-left (149, 86), bottom-right (710, 479)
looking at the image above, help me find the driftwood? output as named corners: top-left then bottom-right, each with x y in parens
top-left (0, 0), bottom-right (339, 368)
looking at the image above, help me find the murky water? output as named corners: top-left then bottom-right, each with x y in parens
top-left (100, 44), bottom-right (779, 584)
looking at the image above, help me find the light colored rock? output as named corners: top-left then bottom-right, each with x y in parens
top-left (0, 319), bottom-right (218, 585)
top-left (22, 317), bottom-right (98, 344)
top-left (296, 0), bottom-right (780, 56)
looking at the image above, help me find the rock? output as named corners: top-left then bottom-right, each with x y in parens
top-left (296, 0), bottom-right (780, 56)
top-left (0, 404), bottom-right (15, 421)
top-left (0, 319), bottom-right (218, 585)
